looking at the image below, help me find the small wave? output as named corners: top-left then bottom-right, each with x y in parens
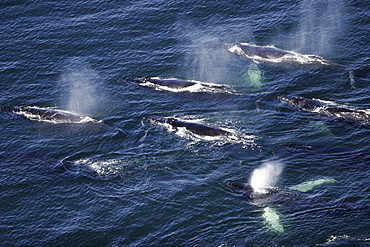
top-left (63, 156), bottom-right (143, 179)
top-left (74, 158), bottom-right (125, 176)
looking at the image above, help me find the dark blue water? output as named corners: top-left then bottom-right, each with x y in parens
top-left (1, 0), bottom-right (370, 246)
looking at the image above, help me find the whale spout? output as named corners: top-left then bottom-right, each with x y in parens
top-left (207, 42), bottom-right (233, 50)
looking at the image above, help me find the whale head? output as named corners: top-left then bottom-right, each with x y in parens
top-left (226, 182), bottom-right (254, 198)
top-left (279, 95), bottom-right (304, 107)
top-left (0, 105), bottom-right (19, 112)
top-left (279, 95), bottom-right (322, 111)
top-left (124, 77), bottom-right (150, 85)
top-left (145, 116), bottom-right (175, 126)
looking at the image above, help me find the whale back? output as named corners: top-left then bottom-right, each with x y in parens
top-left (279, 95), bottom-right (370, 125)
top-left (146, 78), bottom-right (197, 89)
top-left (171, 120), bottom-right (231, 137)
top-left (0, 105), bottom-right (96, 123)
top-left (213, 42), bottom-right (340, 67)
top-left (145, 116), bottom-right (233, 137)
top-left (237, 43), bottom-right (291, 59)
top-left (126, 77), bottom-right (197, 89)
top-left (145, 116), bottom-right (174, 126)
top-left (226, 182), bottom-right (254, 197)
top-left (279, 95), bottom-right (325, 112)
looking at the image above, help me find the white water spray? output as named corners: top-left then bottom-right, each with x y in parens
top-left (293, 0), bottom-right (343, 55)
top-left (60, 61), bottom-right (100, 115)
top-left (250, 161), bottom-right (284, 193)
top-left (187, 38), bottom-right (231, 84)
top-left (177, 22), bottom-right (235, 84)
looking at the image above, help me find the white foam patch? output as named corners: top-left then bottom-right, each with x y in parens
top-left (312, 98), bottom-right (370, 116)
top-left (311, 106), bottom-right (327, 113)
top-left (282, 52), bottom-right (330, 65)
top-left (74, 158), bottom-right (125, 176)
top-left (17, 111), bottom-right (49, 122)
top-left (79, 116), bottom-right (99, 123)
top-left (313, 98), bottom-right (344, 106)
top-left (156, 83), bottom-right (203, 93)
top-left (360, 109), bottom-right (370, 115)
top-left (228, 45), bottom-right (244, 55)
top-left (320, 235), bottom-right (370, 245)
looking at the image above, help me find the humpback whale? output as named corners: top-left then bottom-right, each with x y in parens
top-left (124, 77), bottom-right (234, 94)
top-left (279, 95), bottom-right (370, 125)
top-left (226, 161), bottom-right (336, 207)
top-left (145, 115), bottom-right (239, 139)
top-left (226, 182), bottom-right (333, 207)
top-left (226, 162), bottom-right (337, 233)
top-left (210, 42), bottom-right (344, 67)
top-left (0, 106), bottom-right (99, 123)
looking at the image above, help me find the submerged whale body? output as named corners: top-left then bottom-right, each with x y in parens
top-left (124, 77), bottom-right (232, 94)
top-left (126, 77), bottom-right (203, 89)
top-left (279, 95), bottom-right (370, 125)
top-left (226, 182), bottom-right (332, 207)
top-left (211, 42), bottom-right (343, 67)
top-left (0, 106), bottom-right (98, 123)
top-left (145, 115), bottom-right (238, 138)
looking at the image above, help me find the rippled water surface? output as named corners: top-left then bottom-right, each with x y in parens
top-left (1, 0), bottom-right (370, 246)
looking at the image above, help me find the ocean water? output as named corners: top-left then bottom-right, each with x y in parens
top-left (1, 0), bottom-right (370, 246)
